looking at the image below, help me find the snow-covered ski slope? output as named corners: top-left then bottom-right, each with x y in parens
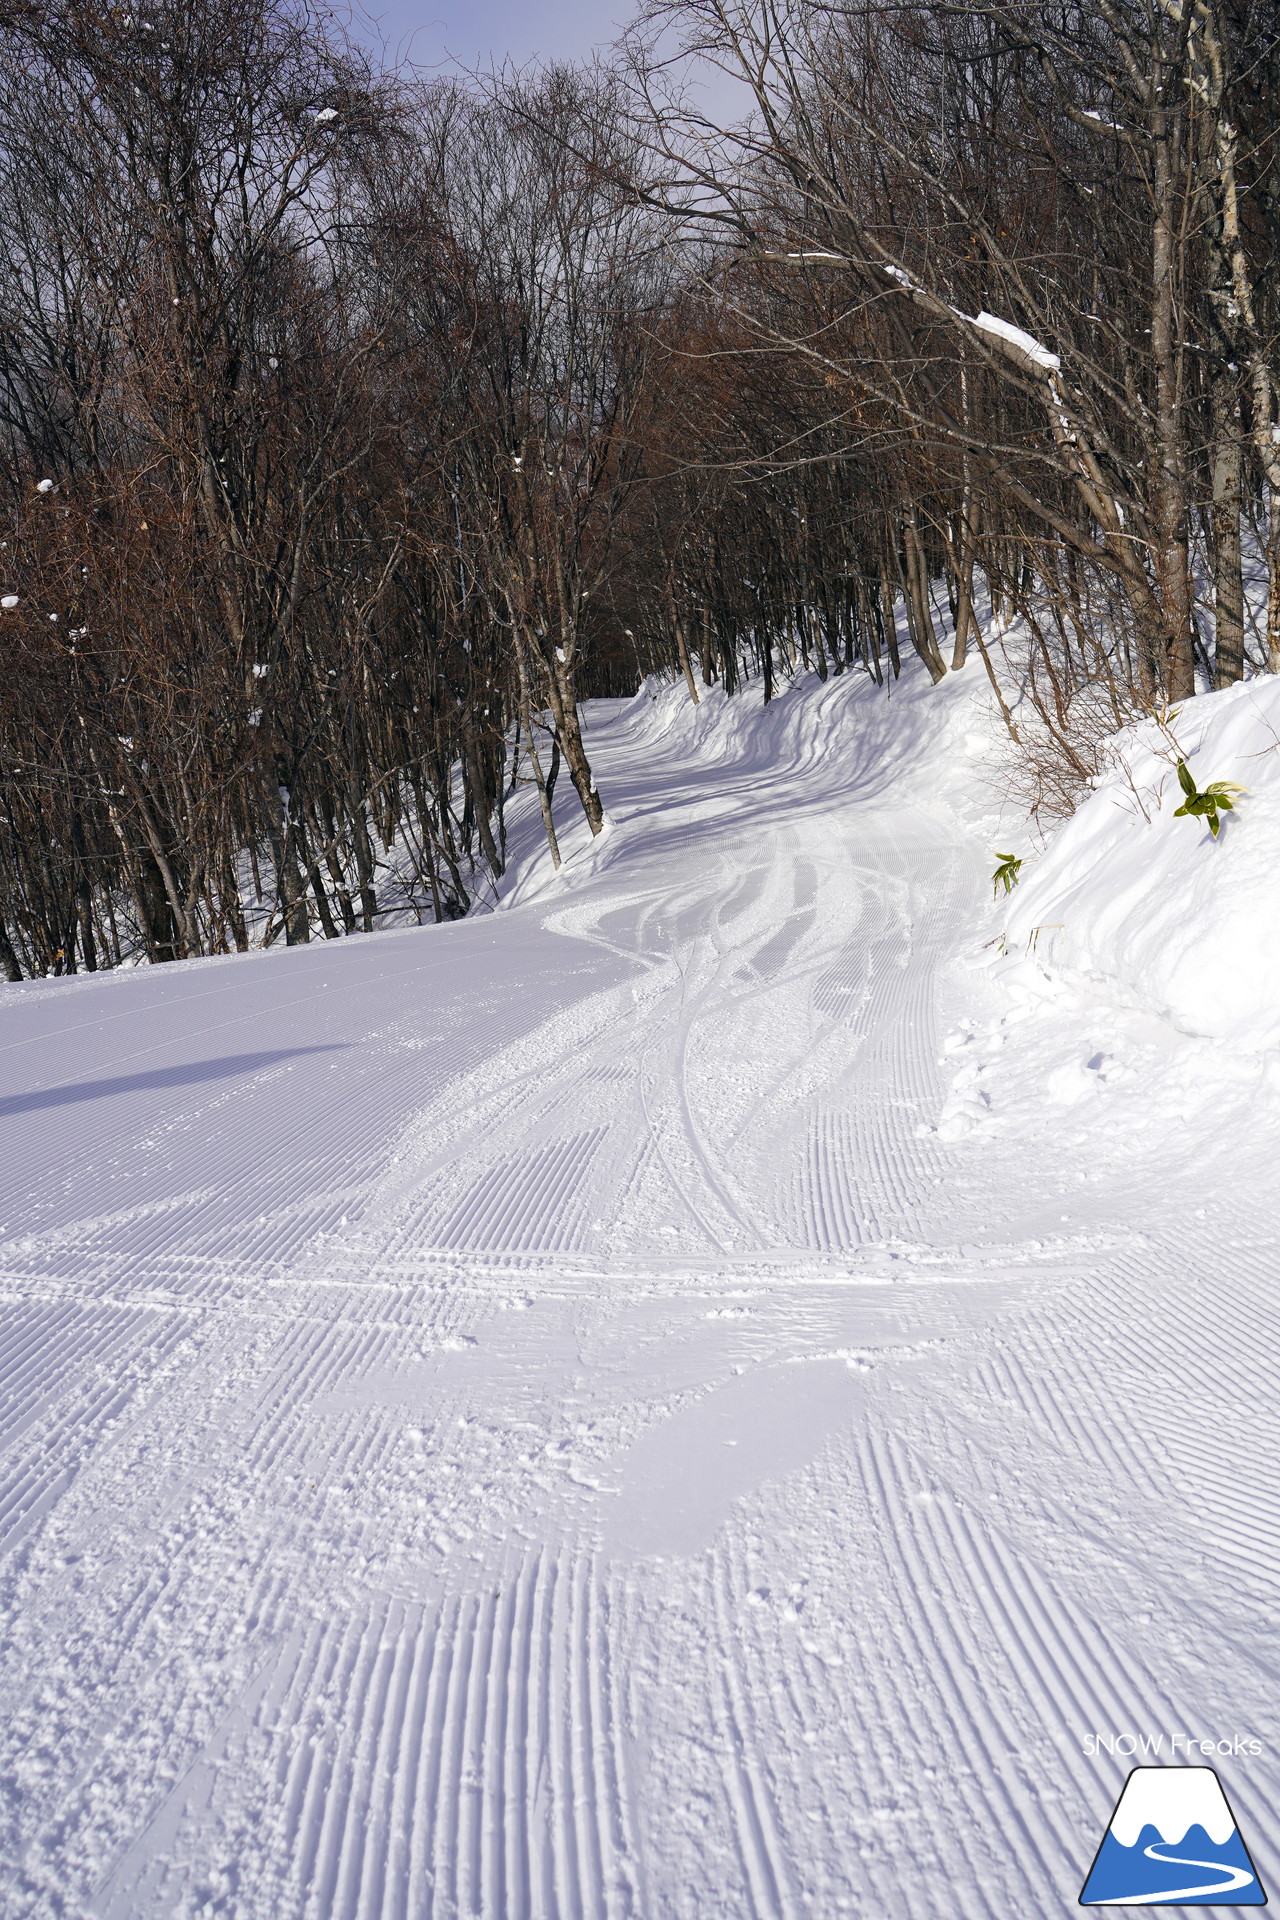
top-left (1, 664), bottom-right (1277, 1919)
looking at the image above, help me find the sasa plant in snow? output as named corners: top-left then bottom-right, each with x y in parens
top-left (992, 852), bottom-right (1022, 897)
top-left (1172, 761), bottom-right (1245, 838)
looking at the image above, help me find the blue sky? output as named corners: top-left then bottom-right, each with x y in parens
top-left (356, 0), bottom-right (629, 76)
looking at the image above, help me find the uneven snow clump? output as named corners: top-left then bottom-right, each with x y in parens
top-left (1001, 678), bottom-right (1280, 1054)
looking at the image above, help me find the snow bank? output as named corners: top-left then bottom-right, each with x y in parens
top-left (614, 656), bottom-right (1003, 822)
top-left (1000, 678), bottom-right (1280, 1054)
top-left (497, 655), bottom-right (1011, 913)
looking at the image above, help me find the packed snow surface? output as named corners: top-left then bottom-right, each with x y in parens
top-left (1, 661), bottom-right (1277, 1918)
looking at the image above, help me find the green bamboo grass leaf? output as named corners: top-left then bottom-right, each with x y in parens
top-left (1172, 762), bottom-right (1246, 837)
top-left (992, 852), bottom-right (1022, 897)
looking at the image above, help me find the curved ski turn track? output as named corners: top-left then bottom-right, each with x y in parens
top-left (0, 675), bottom-right (1276, 1917)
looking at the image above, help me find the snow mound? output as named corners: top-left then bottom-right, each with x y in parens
top-left (616, 658), bottom-right (1003, 822)
top-left (498, 657), bottom-right (1011, 913)
top-left (1002, 679), bottom-right (1280, 1053)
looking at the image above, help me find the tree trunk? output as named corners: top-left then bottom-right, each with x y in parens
top-left (349, 797), bottom-right (378, 932)
top-left (521, 697), bottom-right (562, 870)
top-left (899, 516), bottom-right (947, 682)
top-left (949, 486), bottom-right (978, 673)
top-left (465, 733), bottom-right (504, 878)
top-left (267, 784), bottom-right (310, 946)
top-left (1267, 496), bottom-right (1280, 677)
top-left (514, 642), bottom-right (562, 867)
top-left (539, 634), bottom-right (604, 836)
top-left (0, 921), bottom-right (22, 982)
top-left (70, 812), bottom-right (97, 971)
top-left (1151, 94), bottom-right (1196, 700)
top-left (670, 595), bottom-right (700, 704)
top-left (1210, 375), bottom-right (1245, 684)
top-left (552, 687), bottom-right (603, 834)
top-left (950, 384), bottom-right (977, 671)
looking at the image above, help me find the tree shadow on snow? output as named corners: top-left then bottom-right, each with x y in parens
top-left (0, 1046), bottom-right (348, 1117)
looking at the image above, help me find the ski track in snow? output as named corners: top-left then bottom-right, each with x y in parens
top-left (0, 673), bottom-right (1277, 1916)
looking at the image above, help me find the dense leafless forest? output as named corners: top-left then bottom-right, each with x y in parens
top-left (0, 0), bottom-right (1275, 974)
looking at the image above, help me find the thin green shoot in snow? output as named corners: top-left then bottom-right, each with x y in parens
top-left (992, 852), bottom-right (1023, 897)
top-left (1172, 761), bottom-right (1245, 838)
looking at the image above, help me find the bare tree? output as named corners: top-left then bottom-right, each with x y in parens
top-left (624, 0), bottom-right (1280, 703)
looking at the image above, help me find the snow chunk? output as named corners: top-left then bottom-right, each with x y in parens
top-left (874, 256), bottom-right (1060, 374)
top-left (0, 595), bottom-right (18, 610)
top-left (971, 311), bottom-right (1060, 372)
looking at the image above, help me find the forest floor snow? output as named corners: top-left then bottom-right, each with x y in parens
top-left (0, 659), bottom-right (1277, 1918)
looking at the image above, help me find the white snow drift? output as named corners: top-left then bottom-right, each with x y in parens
top-left (1002, 677), bottom-right (1280, 1054)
